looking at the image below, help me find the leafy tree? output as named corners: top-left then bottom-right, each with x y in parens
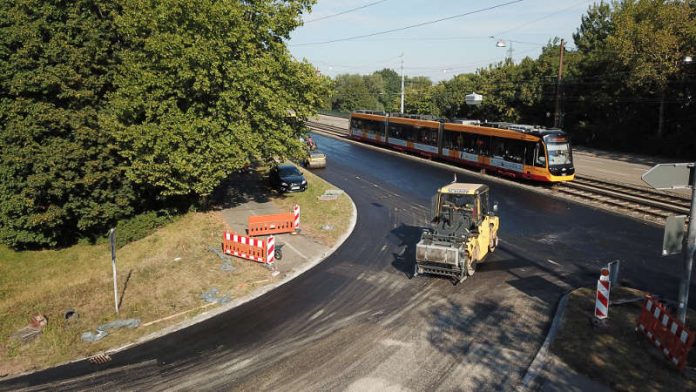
top-left (607, 0), bottom-right (695, 138)
top-left (0, 0), bottom-right (327, 249)
top-left (330, 73), bottom-right (381, 112)
top-left (374, 68), bottom-right (401, 112)
top-left (432, 74), bottom-right (481, 119)
top-left (106, 0), bottom-right (325, 199)
top-left (0, 0), bottom-right (135, 248)
top-left (402, 76), bottom-right (436, 115)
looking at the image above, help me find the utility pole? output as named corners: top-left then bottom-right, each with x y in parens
top-left (400, 53), bottom-right (405, 114)
top-left (554, 39), bottom-right (565, 128)
top-left (108, 228), bottom-right (120, 315)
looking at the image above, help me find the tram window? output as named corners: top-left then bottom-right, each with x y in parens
top-left (420, 128), bottom-right (437, 146)
top-left (350, 118), bottom-right (361, 130)
top-left (504, 140), bottom-right (525, 163)
top-left (443, 130), bottom-right (459, 149)
top-left (534, 142), bottom-right (547, 167)
top-left (524, 142), bottom-right (536, 165)
top-left (388, 123), bottom-right (405, 139)
top-left (492, 137), bottom-right (505, 157)
top-left (405, 125), bottom-right (417, 141)
top-left (464, 133), bottom-right (477, 153)
top-left (476, 135), bottom-right (490, 156)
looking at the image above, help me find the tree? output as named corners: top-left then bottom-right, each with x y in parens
top-left (0, 0), bottom-right (135, 248)
top-left (607, 0), bottom-right (695, 137)
top-left (331, 74), bottom-right (381, 112)
top-left (402, 76), bottom-right (436, 115)
top-left (0, 0), bottom-right (327, 249)
top-left (374, 68), bottom-right (401, 112)
top-left (106, 0), bottom-right (325, 199)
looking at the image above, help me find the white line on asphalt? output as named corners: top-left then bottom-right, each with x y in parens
top-left (546, 259), bottom-right (561, 266)
top-left (380, 245), bottom-right (387, 253)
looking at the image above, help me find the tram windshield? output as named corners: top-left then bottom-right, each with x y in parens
top-left (547, 143), bottom-right (572, 166)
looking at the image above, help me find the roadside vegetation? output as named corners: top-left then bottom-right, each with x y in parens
top-left (0, 167), bottom-right (352, 377)
top-left (326, 1), bottom-right (696, 159)
top-left (0, 0), bottom-right (330, 250)
top-left (552, 287), bottom-right (696, 392)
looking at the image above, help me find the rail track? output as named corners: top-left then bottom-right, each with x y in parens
top-left (305, 120), bottom-right (692, 223)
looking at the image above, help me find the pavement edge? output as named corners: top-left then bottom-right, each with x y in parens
top-left (516, 291), bottom-right (569, 391)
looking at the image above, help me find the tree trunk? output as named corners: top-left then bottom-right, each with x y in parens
top-left (657, 88), bottom-right (665, 138)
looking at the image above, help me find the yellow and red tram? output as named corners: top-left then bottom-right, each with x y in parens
top-left (349, 111), bottom-right (575, 183)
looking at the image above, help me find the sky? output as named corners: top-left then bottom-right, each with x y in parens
top-left (288, 0), bottom-right (598, 82)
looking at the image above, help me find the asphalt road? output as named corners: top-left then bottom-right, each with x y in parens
top-left (2, 133), bottom-right (690, 391)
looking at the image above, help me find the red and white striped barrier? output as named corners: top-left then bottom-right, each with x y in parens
top-left (293, 204), bottom-right (300, 229)
top-left (266, 235), bottom-right (275, 264)
top-left (636, 295), bottom-right (696, 370)
top-left (595, 267), bottom-right (611, 319)
top-left (222, 231), bottom-right (275, 264)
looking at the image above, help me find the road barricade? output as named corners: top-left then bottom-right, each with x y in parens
top-left (222, 231), bottom-right (275, 264)
top-left (636, 295), bottom-right (696, 370)
top-left (595, 267), bottom-right (610, 319)
top-left (247, 204), bottom-right (300, 236)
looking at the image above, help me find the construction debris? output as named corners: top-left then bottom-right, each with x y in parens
top-left (11, 314), bottom-right (47, 344)
top-left (81, 330), bottom-right (108, 343)
top-left (200, 288), bottom-right (231, 305)
top-left (81, 319), bottom-right (141, 343)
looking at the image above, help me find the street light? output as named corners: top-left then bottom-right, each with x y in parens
top-left (493, 38), bottom-right (513, 61)
top-left (684, 55), bottom-right (693, 65)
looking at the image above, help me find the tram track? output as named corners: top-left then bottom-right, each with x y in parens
top-left (305, 119), bottom-right (691, 224)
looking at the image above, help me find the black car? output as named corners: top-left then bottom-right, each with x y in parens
top-left (269, 163), bottom-right (307, 192)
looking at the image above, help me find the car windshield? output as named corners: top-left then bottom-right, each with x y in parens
top-left (279, 166), bottom-right (301, 176)
top-left (547, 143), bottom-right (572, 166)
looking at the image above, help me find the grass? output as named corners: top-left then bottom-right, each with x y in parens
top-left (0, 169), bottom-right (353, 377)
top-left (551, 287), bottom-right (696, 392)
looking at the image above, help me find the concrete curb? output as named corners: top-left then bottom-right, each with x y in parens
top-left (517, 292), bottom-right (569, 392)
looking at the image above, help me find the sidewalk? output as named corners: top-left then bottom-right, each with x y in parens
top-left (219, 200), bottom-right (336, 279)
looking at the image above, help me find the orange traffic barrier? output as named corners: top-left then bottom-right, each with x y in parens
top-left (222, 231), bottom-right (275, 264)
top-left (636, 295), bottom-right (696, 370)
top-left (247, 204), bottom-right (300, 236)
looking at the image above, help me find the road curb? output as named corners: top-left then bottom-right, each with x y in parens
top-left (517, 291), bottom-right (569, 392)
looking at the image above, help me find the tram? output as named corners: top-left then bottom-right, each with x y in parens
top-left (349, 111), bottom-right (575, 183)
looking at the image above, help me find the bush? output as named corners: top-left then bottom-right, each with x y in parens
top-left (112, 211), bottom-right (173, 248)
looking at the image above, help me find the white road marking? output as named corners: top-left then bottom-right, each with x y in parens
top-left (380, 245), bottom-right (387, 253)
top-left (309, 309), bottom-right (324, 321)
top-left (546, 259), bottom-right (561, 266)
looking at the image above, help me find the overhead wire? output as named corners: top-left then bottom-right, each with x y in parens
top-left (291, 0), bottom-right (525, 47)
top-left (304, 0), bottom-right (391, 24)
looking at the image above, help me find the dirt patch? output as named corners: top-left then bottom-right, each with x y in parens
top-left (551, 287), bottom-right (696, 391)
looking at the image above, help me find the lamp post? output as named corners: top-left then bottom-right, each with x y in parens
top-left (554, 39), bottom-right (566, 128)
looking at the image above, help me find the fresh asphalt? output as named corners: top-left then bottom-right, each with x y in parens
top-left (2, 133), bottom-right (691, 391)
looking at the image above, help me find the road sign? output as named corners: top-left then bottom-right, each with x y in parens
top-left (642, 163), bottom-right (694, 190)
top-left (663, 215), bottom-right (686, 256)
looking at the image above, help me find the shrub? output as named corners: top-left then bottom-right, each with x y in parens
top-left (113, 211), bottom-right (173, 248)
